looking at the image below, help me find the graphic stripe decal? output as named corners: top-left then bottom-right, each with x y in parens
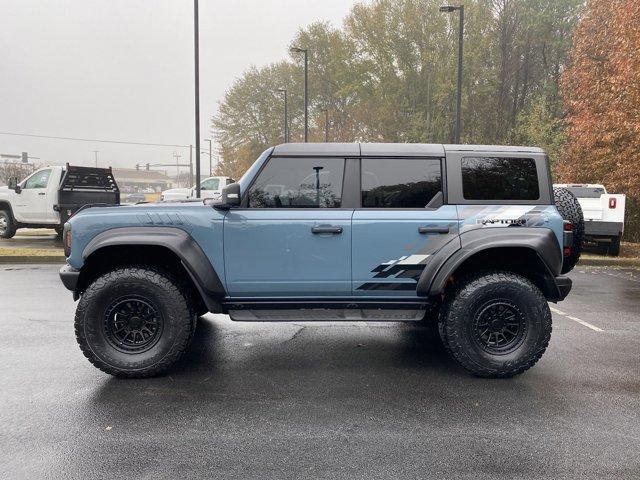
top-left (357, 254), bottom-right (430, 290)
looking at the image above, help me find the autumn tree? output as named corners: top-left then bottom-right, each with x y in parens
top-left (212, 0), bottom-right (582, 176)
top-left (558, 0), bottom-right (640, 240)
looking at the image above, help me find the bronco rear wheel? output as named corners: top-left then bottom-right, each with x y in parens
top-left (75, 266), bottom-right (195, 378)
top-left (438, 271), bottom-right (552, 378)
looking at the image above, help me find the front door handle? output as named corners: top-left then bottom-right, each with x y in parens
top-left (418, 226), bottom-right (450, 234)
top-left (38, 192), bottom-right (46, 196)
top-left (312, 225), bottom-right (343, 234)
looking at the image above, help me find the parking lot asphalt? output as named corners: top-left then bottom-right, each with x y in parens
top-left (0, 230), bottom-right (61, 250)
top-left (1, 265), bottom-right (639, 479)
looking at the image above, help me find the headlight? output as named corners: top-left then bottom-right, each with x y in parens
top-left (63, 224), bottom-right (72, 257)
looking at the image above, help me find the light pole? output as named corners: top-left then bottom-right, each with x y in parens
top-left (440, 4), bottom-right (464, 144)
top-left (290, 46), bottom-right (308, 142)
top-left (277, 88), bottom-right (289, 143)
top-left (194, 0), bottom-right (201, 197)
top-left (323, 108), bottom-right (329, 142)
top-left (204, 139), bottom-right (212, 176)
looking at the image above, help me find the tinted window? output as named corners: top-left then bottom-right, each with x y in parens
top-left (248, 157), bottom-right (344, 208)
top-left (361, 158), bottom-right (442, 208)
top-left (462, 157), bottom-right (539, 201)
top-left (24, 169), bottom-right (51, 189)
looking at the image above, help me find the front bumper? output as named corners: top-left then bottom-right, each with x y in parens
top-left (554, 275), bottom-right (572, 302)
top-left (59, 264), bottom-right (80, 292)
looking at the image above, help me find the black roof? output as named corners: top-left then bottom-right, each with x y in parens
top-left (271, 143), bottom-right (544, 157)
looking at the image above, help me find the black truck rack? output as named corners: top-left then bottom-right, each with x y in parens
top-left (56, 164), bottom-right (121, 223)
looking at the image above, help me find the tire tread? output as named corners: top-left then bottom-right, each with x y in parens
top-left (74, 266), bottom-right (195, 378)
top-left (438, 270), bottom-right (552, 378)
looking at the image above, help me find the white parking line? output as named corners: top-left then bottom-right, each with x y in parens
top-left (549, 306), bottom-right (604, 332)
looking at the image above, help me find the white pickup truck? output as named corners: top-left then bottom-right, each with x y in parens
top-left (0, 165), bottom-right (120, 239)
top-left (160, 176), bottom-right (235, 202)
top-left (554, 183), bottom-right (626, 256)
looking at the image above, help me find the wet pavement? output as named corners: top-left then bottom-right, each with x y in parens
top-left (0, 229), bottom-right (61, 250)
top-left (0, 265), bottom-right (639, 479)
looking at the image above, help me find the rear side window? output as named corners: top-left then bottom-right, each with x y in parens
top-left (361, 158), bottom-right (442, 208)
top-left (248, 157), bottom-right (345, 208)
top-left (462, 157), bottom-right (539, 201)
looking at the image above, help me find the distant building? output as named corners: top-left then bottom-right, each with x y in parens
top-left (112, 168), bottom-right (173, 194)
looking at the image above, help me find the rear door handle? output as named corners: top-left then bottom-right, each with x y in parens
top-left (38, 192), bottom-right (46, 196)
top-left (312, 225), bottom-right (343, 234)
top-left (418, 226), bottom-right (450, 234)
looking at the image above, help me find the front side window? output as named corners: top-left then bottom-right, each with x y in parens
top-left (248, 157), bottom-right (345, 208)
top-left (361, 158), bottom-right (442, 208)
top-left (462, 157), bottom-right (539, 201)
top-left (200, 178), bottom-right (220, 190)
top-left (23, 169), bottom-right (51, 189)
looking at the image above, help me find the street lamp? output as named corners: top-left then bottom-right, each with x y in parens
top-left (290, 46), bottom-right (309, 142)
top-left (322, 108), bottom-right (329, 142)
top-left (440, 4), bottom-right (464, 144)
top-left (193, 0), bottom-right (201, 197)
top-left (277, 88), bottom-right (289, 143)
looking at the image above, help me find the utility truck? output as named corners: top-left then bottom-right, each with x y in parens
top-left (0, 165), bottom-right (120, 239)
top-left (554, 183), bottom-right (625, 255)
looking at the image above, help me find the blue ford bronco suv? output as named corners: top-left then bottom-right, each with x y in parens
top-left (59, 143), bottom-right (578, 378)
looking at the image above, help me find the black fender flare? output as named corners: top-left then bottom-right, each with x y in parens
top-left (417, 227), bottom-right (564, 298)
top-left (83, 226), bottom-right (226, 303)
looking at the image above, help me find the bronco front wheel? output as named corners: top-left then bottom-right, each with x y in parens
top-left (438, 271), bottom-right (552, 378)
top-left (75, 267), bottom-right (195, 378)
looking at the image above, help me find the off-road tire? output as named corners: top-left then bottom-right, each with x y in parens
top-left (608, 235), bottom-right (621, 257)
top-left (553, 187), bottom-right (584, 273)
top-left (0, 209), bottom-right (17, 239)
top-left (438, 271), bottom-right (552, 378)
top-left (75, 266), bottom-right (196, 378)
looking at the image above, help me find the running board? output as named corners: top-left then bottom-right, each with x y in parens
top-left (227, 308), bottom-right (426, 322)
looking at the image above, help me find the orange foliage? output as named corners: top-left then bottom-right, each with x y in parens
top-left (558, 0), bottom-right (640, 198)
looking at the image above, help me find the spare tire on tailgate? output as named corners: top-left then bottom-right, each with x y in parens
top-left (553, 187), bottom-right (585, 274)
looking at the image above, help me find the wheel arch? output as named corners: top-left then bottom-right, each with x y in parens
top-left (420, 228), bottom-right (565, 301)
top-left (78, 227), bottom-right (225, 312)
top-left (0, 200), bottom-right (15, 217)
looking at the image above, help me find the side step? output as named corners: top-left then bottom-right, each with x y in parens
top-left (227, 308), bottom-right (426, 322)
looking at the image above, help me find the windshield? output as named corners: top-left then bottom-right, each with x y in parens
top-left (565, 187), bottom-right (605, 198)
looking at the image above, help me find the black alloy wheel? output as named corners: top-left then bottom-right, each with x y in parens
top-left (472, 300), bottom-right (526, 355)
top-left (104, 296), bottom-right (164, 353)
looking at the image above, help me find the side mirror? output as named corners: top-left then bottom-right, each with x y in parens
top-left (215, 182), bottom-right (241, 210)
top-left (8, 177), bottom-right (20, 193)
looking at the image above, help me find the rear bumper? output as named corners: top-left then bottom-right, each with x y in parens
top-left (59, 264), bottom-right (80, 292)
top-left (553, 276), bottom-right (572, 302)
top-left (584, 221), bottom-right (623, 237)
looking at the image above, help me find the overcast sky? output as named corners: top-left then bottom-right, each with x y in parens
top-left (1, 0), bottom-right (356, 172)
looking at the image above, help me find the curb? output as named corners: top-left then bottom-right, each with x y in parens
top-left (0, 256), bottom-right (65, 264)
top-left (578, 257), bottom-right (640, 268)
